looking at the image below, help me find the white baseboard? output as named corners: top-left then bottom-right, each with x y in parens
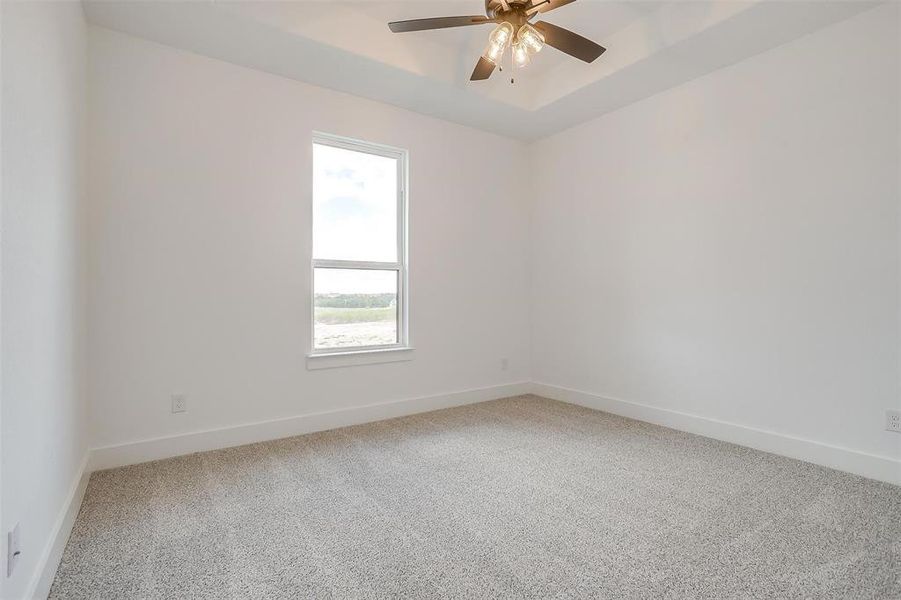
top-left (88, 380), bottom-right (900, 483)
top-left (531, 382), bottom-right (901, 486)
top-left (90, 382), bottom-right (532, 471)
top-left (25, 453), bottom-right (91, 600)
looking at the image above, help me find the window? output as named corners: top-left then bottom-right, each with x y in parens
top-left (311, 133), bottom-right (408, 355)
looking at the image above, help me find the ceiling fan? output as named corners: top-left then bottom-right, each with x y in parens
top-left (388, 0), bottom-right (606, 81)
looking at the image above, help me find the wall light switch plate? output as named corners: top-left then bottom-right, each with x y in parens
top-left (171, 393), bottom-right (187, 414)
top-left (887, 409), bottom-right (901, 433)
top-left (7, 523), bottom-right (20, 578)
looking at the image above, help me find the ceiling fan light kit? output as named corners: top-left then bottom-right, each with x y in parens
top-left (511, 38), bottom-right (531, 69)
top-left (518, 23), bottom-right (545, 54)
top-left (387, 0), bottom-right (606, 82)
top-left (484, 21), bottom-right (514, 64)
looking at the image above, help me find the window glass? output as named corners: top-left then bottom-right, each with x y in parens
top-left (314, 268), bottom-right (398, 349)
top-left (313, 143), bottom-right (398, 263)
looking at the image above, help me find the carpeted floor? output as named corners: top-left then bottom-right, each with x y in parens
top-left (51, 395), bottom-right (901, 599)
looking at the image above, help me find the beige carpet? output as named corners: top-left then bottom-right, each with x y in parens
top-left (51, 395), bottom-right (901, 599)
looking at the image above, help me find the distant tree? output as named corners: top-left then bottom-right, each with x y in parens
top-left (314, 293), bottom-right (395, 308)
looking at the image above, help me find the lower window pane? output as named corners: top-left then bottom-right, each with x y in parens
top-left (314, 268), bottom-right (398, 350)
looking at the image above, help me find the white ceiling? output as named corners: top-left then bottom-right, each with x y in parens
top-left (83, 0), bottom-right (879, 140)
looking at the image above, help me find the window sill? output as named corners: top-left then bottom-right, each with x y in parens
top-left (306, 347), bottom-right (414, 370)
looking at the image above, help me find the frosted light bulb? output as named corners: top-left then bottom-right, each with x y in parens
top-left (518, 23), bottom-right (544, 54)
top-left (512, 40), bottom-right (531, 68)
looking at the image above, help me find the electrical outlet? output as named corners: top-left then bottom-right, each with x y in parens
top-left (887, 410), bottom-right (901, 433)
top-left (171, 393), bottom-right (187, 414)
top-left (7, 523), bottom-right (20, 578)
top-left (500, 357), bottom-right (509, 371)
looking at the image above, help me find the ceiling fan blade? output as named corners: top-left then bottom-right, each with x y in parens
top-left (526, 0), bottom-right (576, 16)
top-left (533, 21), bottom-right (606, 63)
top-left (470, 56), bottom-right (496, 81)
top-left (389, 16), bottom-right (493, 33)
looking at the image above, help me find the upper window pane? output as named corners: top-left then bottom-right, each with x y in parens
top-left (313, 143), bottom-right (398, 262)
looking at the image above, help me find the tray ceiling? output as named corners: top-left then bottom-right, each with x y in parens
top-left (84, 0), bottom-right (878, 140)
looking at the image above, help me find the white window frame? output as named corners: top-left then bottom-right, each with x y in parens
top-left (308, 132), bottom-right (410, 362)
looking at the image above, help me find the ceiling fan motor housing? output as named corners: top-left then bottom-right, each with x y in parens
top-left (486, 0), bottom-right (532, 23)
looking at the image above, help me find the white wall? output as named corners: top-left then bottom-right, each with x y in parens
top-left (87, 27), bottom-right (531, 450)
top-left (1, 2), bottom-right (89, 599)
top-left (530, 4), bottom-right (900, 468)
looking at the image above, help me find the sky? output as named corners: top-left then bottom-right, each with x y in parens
top-left (313, 143), bottom-right (399, 295)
